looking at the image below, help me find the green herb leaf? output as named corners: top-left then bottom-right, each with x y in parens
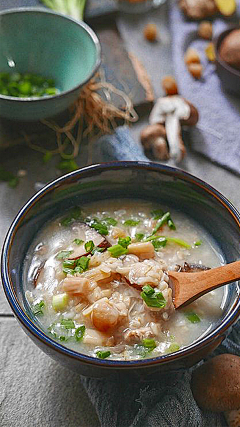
top-left (107, 244), bottom-right (128, 258)
top-left (61, 207), bottom-right (82, 227)
top-left (60, 319), bottom-right (75, 329)
top-left (152, 212), bottom-right (171, 234)
top-left (118, 236), bottom-right (131, 248)
top-left (96, 350), bottom-right (111, 359)
top-left (151, 209), bottom-right (164, 220)
top-left (141, 286), bottom-right (166, 308)
top-left (123, 219), bottom-right (140, 227)
top-left (184, 311), bottom-right (201, 323)
top-left (85, 240), bottom-right (94, 253)
top-left (73, 239), bottom-right (84, 245)
top-left (57, 250), bottom-right (73, 260)
top-left (102, 217), bottom-right (117, 226)
top-left (43, 151), bottom-right (52, 163)
top-left (32, 300), bottom-right (45, 316)
top-left (135, 233), bottom-right (144, 242)
top-left (142, 339), bottom-right (156, 350)
top-left (194, 240), bottom-right (202, 247)
top-left (75, 325), bottom-right (86, 341)
top-left (56, 159), bottom-right (78, 173)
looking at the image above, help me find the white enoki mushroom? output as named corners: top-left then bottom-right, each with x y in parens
top-left (149, 96), bottom-right (191, 162)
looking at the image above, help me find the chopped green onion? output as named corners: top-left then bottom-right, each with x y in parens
top-left (43, 151), bottom-right (52, 163)
top-left (194, 240), bottom-right (202, 247)
top-left (184, 311), bottom-right (201, 323)
top-left (86, 218), bottom-right (108, 236)
top-left (152, 212), bottom-right (171, 234)
top-left (96, 350), bottom-right (111, 359)
top-left (0, 71), bottom-right (59, 98)
top-left (102, 217), bottom-right (117, 226)
top-left (85, 240), bottom-right (94, 253)
top-left (135, 233), bottom-right (144, 242)
top-left (118, 236), bottom-right (131, 248)
top-left (63, 267), bottom-right (75, 275)
top-left (63, 259), bottom-right (75, 269)
top-left (141, 285), bottom-right (166, 308)
top-left (52, 293), bottom-right (69, 311)
top-left (92, 247), bottom-right (105, 254)
top-left (75, 325), bottom-right (86, 342)
top-left (123, 219), bottom-right (140, 227)
top-left (60, 319), bottom-right (75, 329)
top-left (57, 250), bottom-right (73, 259)
top-left (0, 166), bottom-right (19, 188)
top-left (32, 300), bottom-right (45, 316)
top-left (73, 239), bottom-right (84, 245)
top-left (152, 238), bottom-right (167, 250)
top-left (76, 256), bottom-right (90, 272)
top-left (166, 343), bottom-right (180, 354)
top-left (166, 237), bottom-right (191, 249)
top-left (56, 159), bottom-right (78, 173)
top-left (61, 207), bottom-right (82, 227)
top-left (142, 339), bottom-right (157, 350)
top-left (151, 209), bottom-right (164, 220)
top-left (108, 244), bottom-right (128, 258)
top-left (167, 218), bottom-right (176, 230)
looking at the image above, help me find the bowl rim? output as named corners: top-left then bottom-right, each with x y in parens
top-left (0, 7), bottom-right (101, 103)
top-left (214, 26), bottom-right (240, 78)
top-left (1, 161), bottom-right (240, 368)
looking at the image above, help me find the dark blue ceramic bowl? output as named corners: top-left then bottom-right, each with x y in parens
top-left (2, 162), bottom-right (240, 378)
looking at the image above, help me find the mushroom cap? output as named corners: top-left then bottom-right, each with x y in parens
top-left (181, 99), bottom-right (199, 127)
top-left (140, 124), bottom-right (166, 149)
top-left (191, 354), bottom-right (240, 412)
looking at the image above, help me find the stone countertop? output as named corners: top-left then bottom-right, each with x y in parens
top-left (1, 3), bottom-right (240, 427)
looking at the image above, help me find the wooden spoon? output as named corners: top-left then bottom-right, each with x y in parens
top-left (168, 260), bottom-right (240, 309)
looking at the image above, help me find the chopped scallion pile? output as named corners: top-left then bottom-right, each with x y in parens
top-left (0, 72), bottom-right (59, 98)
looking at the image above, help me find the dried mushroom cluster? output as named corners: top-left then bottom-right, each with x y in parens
top-left (140, 80), bottom-right (199, 163)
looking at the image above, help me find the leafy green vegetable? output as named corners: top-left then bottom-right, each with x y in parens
top-left (75, 325), bottom-right (86, 342)
top-left (184, 311), bottom-right (201, 323)
top-left (86, 218), bottom-right (108, 236)
top-left (108, 244), bottom-right (128, 258)
top-left (43, 151), bottom-right (52, 163)
top-left (73, 239), bottom-right (84, 245)
top-left (102, 217), bottom-right (117, 226)
top-left (123, 219), bottom-right (140, 227)
top-left (61, 207), bottom-right (82, 226)
top-left (60, 319), bottom-right (75, 329)
top-left (118, 236), bottom-right (131, 248)
top-left (32, 300), bottom-right (45, 316)
top-left (40, 0), bottom-right (87, 21)
top-left (0, 166), bottom-right (19, 188)
top-left (135, 233), bottom-right (144, 242)
top-left (141, 285), bottom-right (166, 308)
top-left (96, 350), bottom-right (111, 359)
top-left (56, 159), bottom-right (78, 173)
top-left (57, 250), bottom-right (73, 259)
top-left (151, 209), bottom-right (164, 220)
top-left (85, 240), bottom-right (94, 253)
top-left (194, 240), bottom-right (202, 246)
top-left (152, 212), bottom-right (171, 234)
top-left (142, 339), bottom-right (157, 351)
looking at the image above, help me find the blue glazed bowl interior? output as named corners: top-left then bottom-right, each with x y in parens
top-left (2, 162), bottom-right (240, 370)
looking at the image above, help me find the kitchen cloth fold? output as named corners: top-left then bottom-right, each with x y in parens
top-left (81, 126), bottom-right (240, 427)
top-left (169, 1), bottom-right (240, 175)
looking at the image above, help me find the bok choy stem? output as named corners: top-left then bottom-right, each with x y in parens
top-left (40, 0), bottom-right (87, 21)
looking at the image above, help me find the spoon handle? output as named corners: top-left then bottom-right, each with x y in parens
top-left (168, 260), bottom-right (240, 309)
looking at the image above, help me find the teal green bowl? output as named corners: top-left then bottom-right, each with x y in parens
top-left (0, 8), bottom-right (101, 121)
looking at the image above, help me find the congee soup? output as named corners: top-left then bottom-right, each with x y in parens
top-left (24, 200), bottom-right (225, 361)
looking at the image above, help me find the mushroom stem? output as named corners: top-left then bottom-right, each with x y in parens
top-left (165, 113), bottom-right (183, 162)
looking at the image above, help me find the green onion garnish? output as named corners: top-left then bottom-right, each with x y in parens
top-left (75, 325), bottom-right (86, 341)
top-left (32, 300), bottom-right (45, 316)
top-left (43, 151), bottom-right (52, 164)
top-left (166, 237), bottom-right (191, 249)
top-left (152, 238), bottom-right (167, 250)
top-left (56, 160), bottom-right (78, 173)
top-left (151, 209), bottom-right (164, 220)
top-left (141, 285), bottom-right (166, 308)
top-left (108, 244), bottom-right (128, 258)
top-left (167, 218), bottom-right (176, 230)
top-left (60, 319), bottom-right (75, 329)
top-left (118, 236), bottom-right (131, 248)
top-left (0, 166), bottom-right (19, 188)
top-left (96, 350), bottom-right (111, 359)
top-left (86, 218), bottom-right (108, 236)
top-left (102, 217), bottom-right (117, 226)
top-left (152, 212), bottom-right (171, 234)
top-left (62, 255), bottom-right (90, 275)
top-left (166, 343), bottom-right (180, 354)
top-left (194, 240), bottom-right (202, 246)
top-left (75, 256), bottom-right (90, 272)
top-left (184, 311), bottom-right (201, 323)
top-left (85, 240), bottom-right (94, 253)
top-left (56, 250), bottom-right (73, 260)
top-left (135, 233), bottom-right (144, 242)
top-left (142, 339), bottom-right (157, 350)
top-left (0, 71), bottom-right (59, 98)
top-left (61, 207), bottom-right (82, 227)
top-left (123, 219), bottom-right (140, 227)
top-left (73, 239), bottom-right (84, 245)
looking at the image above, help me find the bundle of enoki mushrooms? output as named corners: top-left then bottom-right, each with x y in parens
top-left (28, 74), bottom-right (138, 163)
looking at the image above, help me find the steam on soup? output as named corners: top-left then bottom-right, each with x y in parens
top-left (24, 200), bottom-right (225, 361)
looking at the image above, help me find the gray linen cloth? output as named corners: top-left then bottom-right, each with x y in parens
top-left (81, 126), bottom-right (240, 427)
top-left (169, 1), bottom-right (240, 175)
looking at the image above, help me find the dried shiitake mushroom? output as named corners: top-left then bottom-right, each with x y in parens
top-left (191, 354), bottom-right (240, 412)
top-left (144, 24), bottom-right (158, 42)
top-left (161, 76), bottom-right (178, 96)
top-left (219, 29), bottom-right (240, 72)
top-left (179, 0), bottom-right (218, 20)
top-left (198, 21), bottom-right (212, 40)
